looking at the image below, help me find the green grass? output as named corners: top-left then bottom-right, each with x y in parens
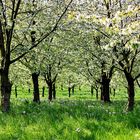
top-left (0, 99), bottom-right (140, 139)
top-left (0, 87), bottom-right (140, 140)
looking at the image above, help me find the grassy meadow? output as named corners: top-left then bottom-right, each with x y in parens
top-left (0, 86), bottom-right (140, 140)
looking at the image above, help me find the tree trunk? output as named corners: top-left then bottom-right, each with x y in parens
top-left (68, 87), bottom-right (71, 97)
top-left (113, 88), bottom-right (116, 97)
top-left (72, 85), bottom-right (75, 95)
top-left (101, 73), bottom-right (111, 102)
top-left (61, 84), bottom-right (63, 90)
top-left (1, 69), bottom-right (12, 112)
top-left (32, 72), bottom-right (40, 103)
top-left (100, 86), bottom-right (104, 100)
top-left (28, 88), bottom-right (30, 94)
top-left (103, 80), bottom-right (110, 102)
top-left (42, 86), bottom-right (45, 97)
top-left (79, 85), bottom-right (81, 91)
top-left (15, 85), bottom-right (17, 98)
top-left (95, 88), bottom-right (98, 100)
top-left (126, 77), bottom-right (135, 111)
top-left (48, 82), bottom-right (53, 101)
top-left (52, 83), bottom-right (56, 99)
top-left (91, 85), bottom-right (94, 96)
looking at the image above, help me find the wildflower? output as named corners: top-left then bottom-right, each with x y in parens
top-left (22, 111), bottom-right (26, 115)
top-left (76, 128), bottom-right (81, 133)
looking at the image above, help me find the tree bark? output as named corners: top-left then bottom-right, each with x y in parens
top-left (15, 85), bottom-right (17, 98)
top-left (72, 85), bottom-right (75, 95)
top-left (95, 88), bottom-right (98, 100)
top-left (28, 88), bottom-right (30, 94)
top-left (42, 86), bottom-right (45, 97)
top-left (0, 20), bottom-right (12, 112)
top-left (68, 87), bottom-right (71, 97)
top-left (113, 88), bottom-right (116, 97)
top-left (125, 73), bottom-right (135, 111)
top-left (61, 84), bottom-right (63, 90)
top-left (101, 73), bottom-right (111, 102)
top-left (127, 81), bottom-right (134, 111)
top-left (1, 69), bottom-right (12, 112)
top-left (91, 85), bottom-right (94, 96)
top-left (32, 72), bottom-right (40, 103)
top-left (103, 79), bottom-right (110, 102)
top-left (48, 82), bottom-right (53, 101)
top-left (52, 83), bottom-right (56, 99)
top-left (100, 86), bottom-right (104, 100)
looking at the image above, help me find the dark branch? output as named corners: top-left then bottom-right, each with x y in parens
top-left (134, 73), bottom-right (140, 81)
top-left (0, 0), bottom-right (7, 27)
top-left (0, 21), bottom-right (5, 57)
top-left (44, 75), bottom-right (49, 85)
top-left (52, 74), bottom-right (58, 83)
top-left (114, 66), bottom-right (123, 72)
top-left (109, 65), bottom-right (115, 79)
top-left (129, 49), bottom-right (138, 73)
top-left (85, 60), bottom-right (93, 77)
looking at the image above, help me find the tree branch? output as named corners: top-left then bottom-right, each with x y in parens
top-left (136, 79), bottom-right (140, 88)
top-left (0, 0), bottom-right (7, 27)
top-left (134, 73), bottom-right (140, 81)
top-left (108, 59), bottom-right (115, 79)
top-left (129, 49), bottom-right (138, 73)
top-left (0, 21), bottom-right (5, 57)
top-left (114, 66), bottom-right (123, 72)
top-left (44, 75), bottom-right (49, 85)
top-left (10, 0), bottom-right (73, 64)
top-left (85, 60), bottom-right (93, 77)
top-left (52, 73), bottom-right (58, 83)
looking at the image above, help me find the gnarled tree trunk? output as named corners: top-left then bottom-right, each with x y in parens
top-left (32, 72), bottom-right (40, 103)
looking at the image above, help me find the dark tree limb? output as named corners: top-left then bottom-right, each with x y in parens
top-left (0, 21), bottom-right (5, 57)
top-left (134, 73), bottom-right (140, 81)
top-left (129, 49), bottom-right (138, 73)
